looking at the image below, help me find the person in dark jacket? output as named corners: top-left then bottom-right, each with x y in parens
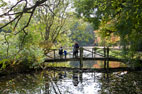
top-left (59, 47), bottom-right (63, 59)
top-left (73, 43), bottom-right (79, 58)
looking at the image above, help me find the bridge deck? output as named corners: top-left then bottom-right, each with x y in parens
top-left (44, 57), bottom-right (123, 62)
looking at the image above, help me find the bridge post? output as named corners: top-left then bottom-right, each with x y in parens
top-left (92, 48), bottom-right (94, 58)
top-left (94, 47), bottom-right (97, 58)
top-left (54, 49), bottom-right (56, 59)
top-left (106, 60), bottom-right (109, 69)
top-left (104, 47), bottom-right (106, 57)
top-left (92, 47), bottom-right (96, 58)
top-left (106, 47), bottom-right (109, 58)
top-left (80, 47), bottom-right (83, 68)
top-left (104, 60), bottom-right (107, 69)
top-left (106, 47), bottom-right (109, 68)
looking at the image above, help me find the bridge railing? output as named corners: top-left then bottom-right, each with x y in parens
top-left (46, 48), bottom-right (75, 59)
top-left (94, 47), bottom-right (122, 59)
top-left (109, 48), bottom-right (122, 59)
top-left (45, 46), bottom-right (123, 59)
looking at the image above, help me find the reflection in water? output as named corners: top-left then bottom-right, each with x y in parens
top-left (45, 78), bottom-right (50, 94)
top-left (72, 71), bottom-right (83, 86)
top-left (70, 61), bottom-right (80, 68)
top-left (92, 60), bottom-right (126, 69)
top-left (58, 72), bottom-right (63, 79)
top-left (47, 60), bottom-right (126, 69)
top-left (103, 72), bottom-right (110, 83)
top-left (73, 71), bottom-right (79, 86)
top-left (69, 60), bottom-right (126, 69)
top-left (0, 70), bottom-right (142, 94)
top-left (103, 60), bottom-right (110, 69)
top-left (100, 71), bottom-right (142, 94)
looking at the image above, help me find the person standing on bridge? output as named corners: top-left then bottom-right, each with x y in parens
top-left (73, 42), bottom-right (79, 58)
top-left (64, 50), bottom-right (67, 59)
top-left (59, 47), bottom-right (63, 59)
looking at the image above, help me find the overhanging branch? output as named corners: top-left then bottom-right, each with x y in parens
top-left (0, 0), bottom-right (48, 32)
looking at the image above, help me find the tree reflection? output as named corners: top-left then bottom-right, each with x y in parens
top-left (0, 70), bottom-right (142, 94)
top-left (44, 73), bottom-right (50, 94)
top-left (0, 72), bottom-right (45, 94)
top-left (99, 71), bottom-right (142, 94)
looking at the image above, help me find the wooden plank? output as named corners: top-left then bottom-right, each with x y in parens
top-left (46, 55), bottom-right (54, 58)
top-left (83, 48), bottom-right (92, 53)
top-left (95, 52), bottom-right (104, 57)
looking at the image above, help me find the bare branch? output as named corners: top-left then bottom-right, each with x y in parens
top-left (0, 15), bottom-right (21, 29)
top-left (0, 0), bottom-right (48, 32)
top-left (15, 7), bottom-right (36, 35)
top-left (14, 15), bottom-right (23, 30)
top-left (44, 4), bottom-right (56, 16)
top-left (0, 0), bottom-right (25, 17)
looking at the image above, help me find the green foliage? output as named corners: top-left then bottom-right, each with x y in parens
top-left (17, 46), bottom-right (45, 69)
top-left (0, 59), bottom-right (10, 70)
top-left (0, 28), bottom-right (45, 72)
top-left (0, 0), bottom-right (7, 7)
top-left (73, 0), bottom-right (142, 61)
top-left (33, 0), bottom-right (72, 49)
top-left (67, 16), bottom-right (95, 46)
top-left (0, 0), bottom-right (73, 73)
top-left (47, 62), bottom-right (70, 67)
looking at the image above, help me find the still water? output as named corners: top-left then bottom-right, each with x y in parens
top-left (0, 61), bottom-right (142, 94)
top-left (47, 60), bottom-right (126, 68)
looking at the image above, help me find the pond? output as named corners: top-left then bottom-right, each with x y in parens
top-left (0, 61), bottom-right (142, 94)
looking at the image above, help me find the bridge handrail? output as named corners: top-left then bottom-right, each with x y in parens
top-left (45, 46), bottom-right (123, 59)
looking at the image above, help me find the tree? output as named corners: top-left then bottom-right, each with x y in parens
top-left (0, 0), bottom-right (73, 70)
top-left (95, 20), bottom-right (120, 46)
top-left (66, 15), bottom-right (95, 46)
top-left (35, 0), bottom-right (71, 53)
top-left (0, 0), bottom-right (72, 52)
top-left (73, 0), bottom-right (142, 59)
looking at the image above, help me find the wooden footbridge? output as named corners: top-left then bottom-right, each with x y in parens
top-left (45, 46), bottom-right (123, 62)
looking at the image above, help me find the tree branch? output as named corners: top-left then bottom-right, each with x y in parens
top-left (0, 0), bottom-right (48, 32)
top-left (0, 15), bottom-right (21, 29)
